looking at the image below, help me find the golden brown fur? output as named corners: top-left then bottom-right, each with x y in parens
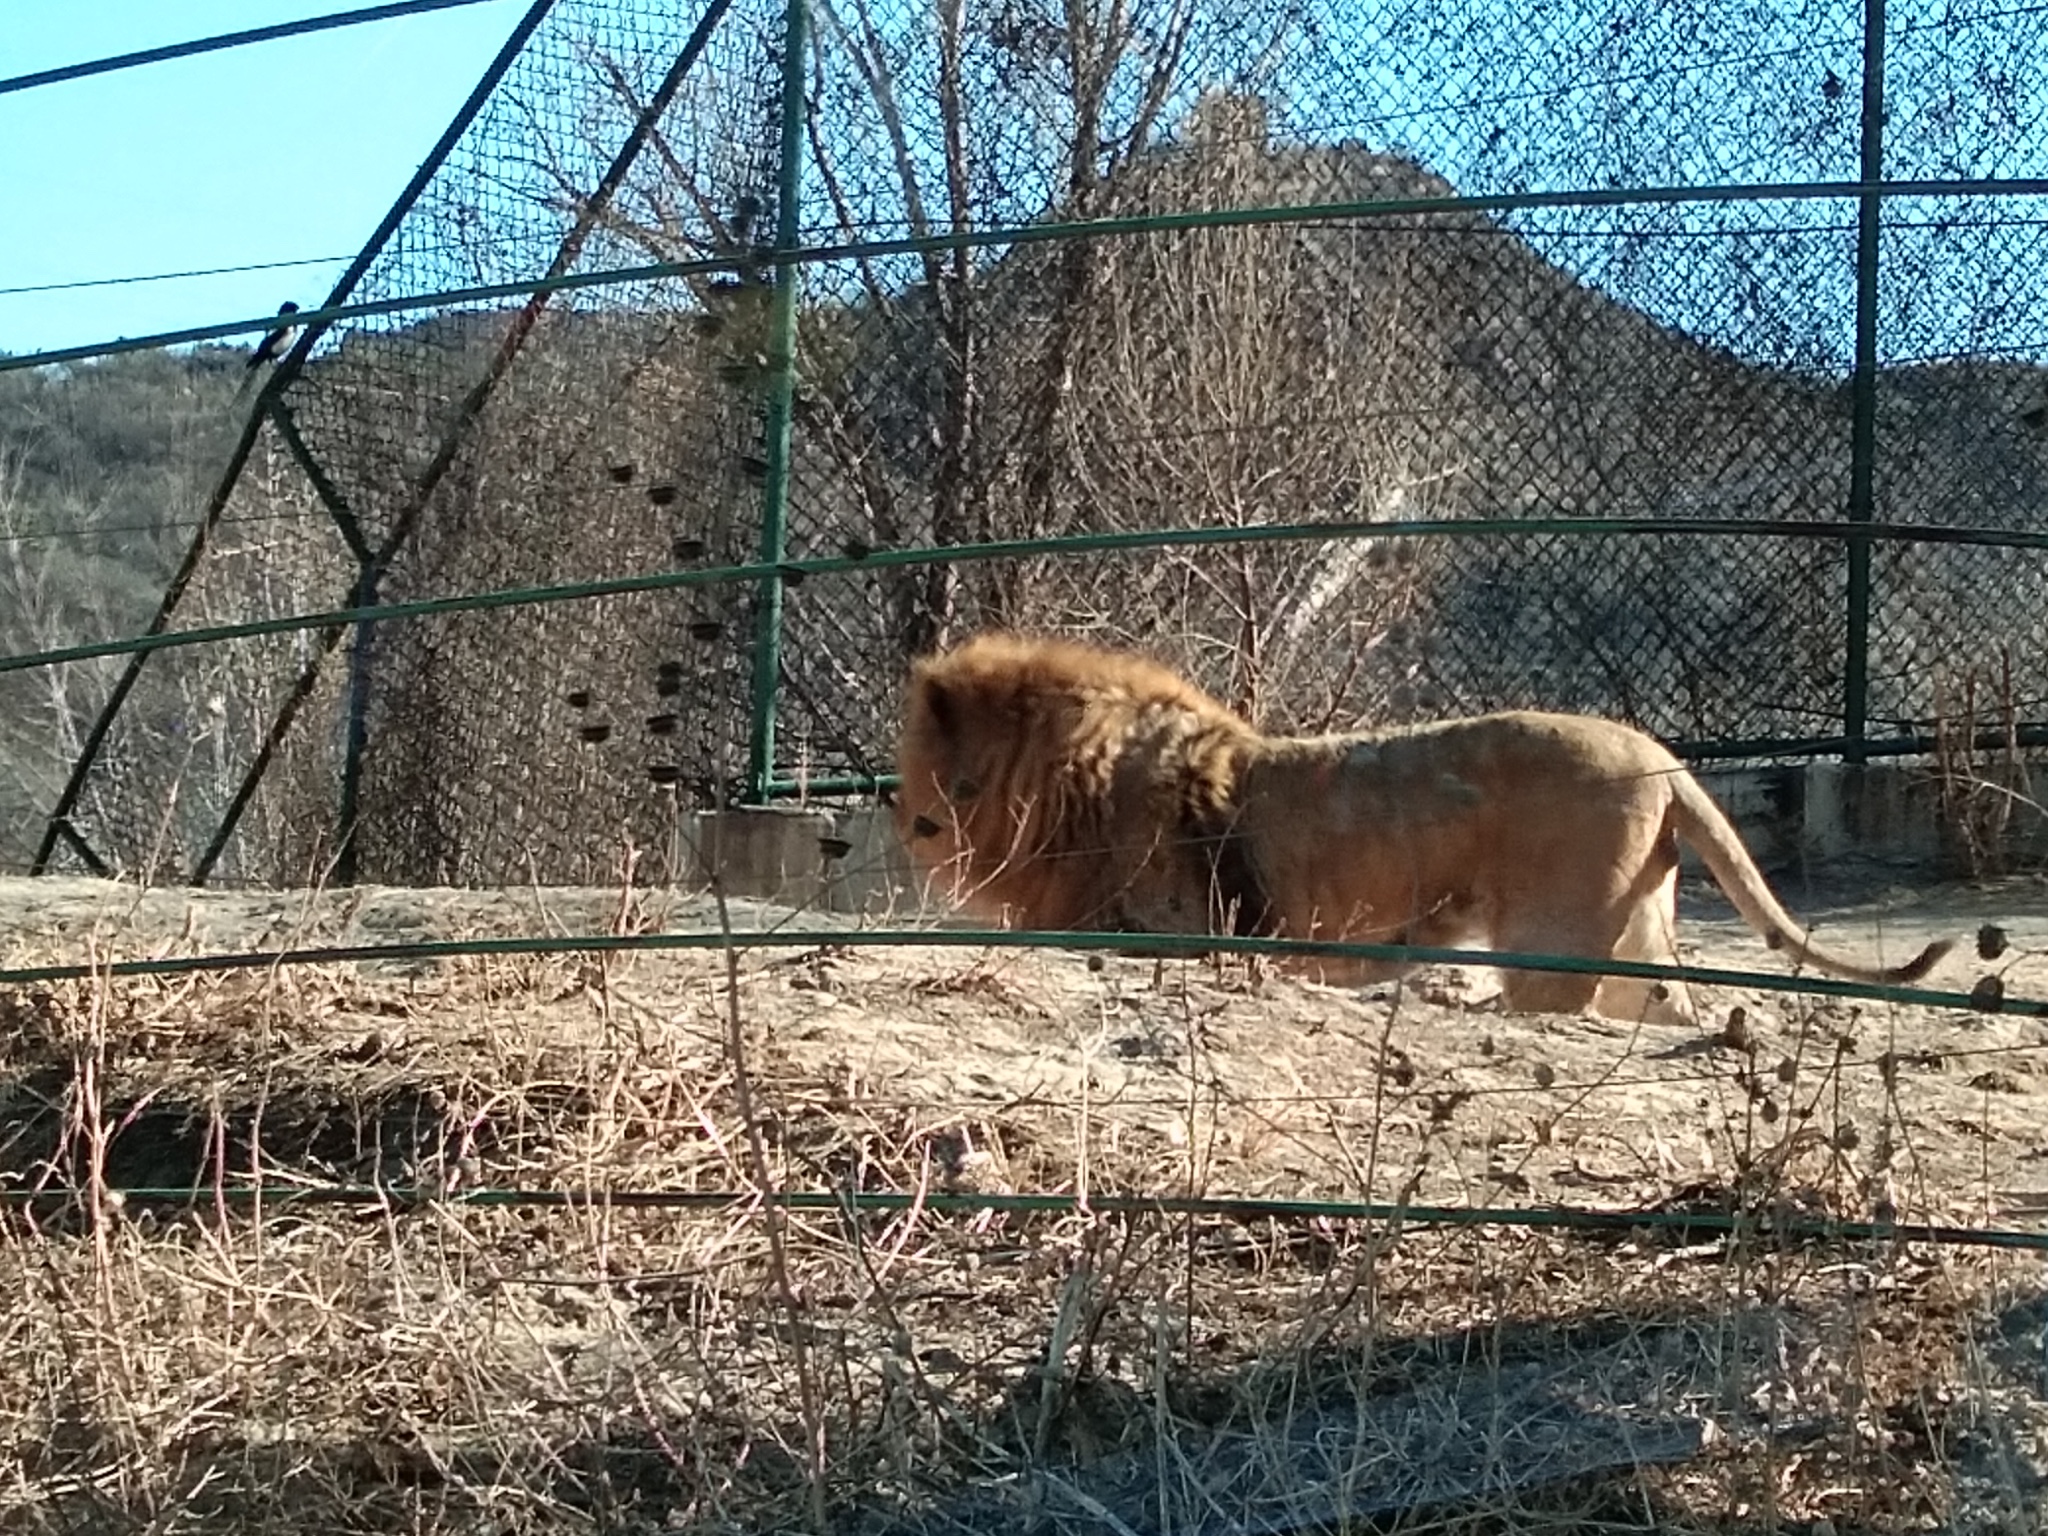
top-left (894, 632), bottom-right (1953, 1022)
top-left (892, 633), bottom-right (1259, 931)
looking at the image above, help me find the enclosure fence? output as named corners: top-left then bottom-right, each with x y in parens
top-left (10, 9), bottom-right (2048, 1528)
top-left (3, 0), bottom-right (2047, 887)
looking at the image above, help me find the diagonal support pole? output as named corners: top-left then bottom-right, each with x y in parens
top-left (29, 0), bottom-right (563, 877)
top-left (187, 0), bottom-right (742, 885)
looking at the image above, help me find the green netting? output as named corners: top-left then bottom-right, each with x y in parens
top-left (26, 0), bottom-right (2048, 885)
top-left (41, 0), bottom-right (789, 884)
top-left (767, 0), bottom-right (2048, 784)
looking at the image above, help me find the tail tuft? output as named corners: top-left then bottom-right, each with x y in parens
top-left (1884, 938), bottom-right (1955, 986)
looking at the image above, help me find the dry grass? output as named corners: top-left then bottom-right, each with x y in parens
top-left (2, 878), bottom-right (2046, 1534)
top-left (1931, 650), bottom-right (2046, 882)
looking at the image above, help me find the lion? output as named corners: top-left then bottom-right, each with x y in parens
top-left (893, 631), bottom-right (1953, 1023)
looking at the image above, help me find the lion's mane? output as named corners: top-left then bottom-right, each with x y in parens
top-left (892, 632), bottom-right (1257, 930)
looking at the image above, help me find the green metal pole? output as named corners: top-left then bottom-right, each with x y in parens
top-left (23, 514), bottom-right (2048, 684)
top-left (1842, 0), bottom-right (1887, 764)
top-left (744, 0), bottom-right (809, 804)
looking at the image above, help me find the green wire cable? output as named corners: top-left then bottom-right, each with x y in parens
top-left (10, 515), bottom-right (2048, 679)
top-left (0, 925), bottom-right (2033, 1017)
top-left (10, 1184), bottom-right (2045, 1253)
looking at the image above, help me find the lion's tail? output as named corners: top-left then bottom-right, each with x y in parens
top-left (1668, 771), bottom-right (1953, 987)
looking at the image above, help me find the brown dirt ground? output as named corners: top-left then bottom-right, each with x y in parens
top-left (2, 870), bottom-right (2047, 1534)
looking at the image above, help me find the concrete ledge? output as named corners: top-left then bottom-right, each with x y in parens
top-left (687, 804), bottom-right (919, 914)
top-left (1695, 759), bottom-right (2044, 881)
top-left (696, 760), bottom-right (2047, 912)
top-left (685, 806), bottom-right (836, 911)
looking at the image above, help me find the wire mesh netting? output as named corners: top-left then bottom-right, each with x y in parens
top-left (21, 0), bottom-right (2048, 885)
top-left (10, 8), bottom-right (2048, 1530)
top-left (37, 0), bottom-right (792, 884)
top-left (776, 0), bottom-right (1874, 768)
top-left (766, 0), bottom-right (2048, 778)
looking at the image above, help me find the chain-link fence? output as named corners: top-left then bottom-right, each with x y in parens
top-left (24, 0), bottom-right (2048, 886)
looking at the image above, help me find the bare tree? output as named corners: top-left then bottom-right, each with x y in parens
top-left (1000, 93), bottom-right (1463, 729)
top-left (800, 0), bottom-right (1242, 657)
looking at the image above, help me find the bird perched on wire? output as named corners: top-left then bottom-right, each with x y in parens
top-left (232, 300), bottom-right (301, 408)
top-left (249, 300), bottom-right (301, 368)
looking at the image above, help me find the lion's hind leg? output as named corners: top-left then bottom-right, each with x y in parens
top-left (1493, 890), bottom-right (1690, 1022)
top-left (1491, 940), bottom-right (1606, 1017)
top-left (1489, 813), bottom-right (1699, 1025)
top-left (1588, 871), bottom-right (1698, 1027)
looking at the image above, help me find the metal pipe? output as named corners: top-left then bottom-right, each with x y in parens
top-left (744, 0), bottom-right (811, 803)
top-left (13, 513), bottom-right (2048, 681)
top-left (1842, 0), bottom-right (1888, 763)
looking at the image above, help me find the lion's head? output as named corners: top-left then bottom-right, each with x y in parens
top-left (893, 632), bottom-right (1256, 930)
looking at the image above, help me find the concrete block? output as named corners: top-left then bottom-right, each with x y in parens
top-left (816, 805), bottom-right (920, 915)
top-left (1694, 764), bottom-right (1804, 869)
top-left (1800, 761), bottom-right (1850, 861)
top-left (688, 806), bottom-right (838, 908)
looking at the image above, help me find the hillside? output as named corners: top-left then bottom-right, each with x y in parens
top-left (0, 347), bottom-right (245, 870)
top-left (8, 119), bottom-right (2048, 885)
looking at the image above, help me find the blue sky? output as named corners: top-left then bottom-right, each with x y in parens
top-left (0, 1), bottom-right (521, 359)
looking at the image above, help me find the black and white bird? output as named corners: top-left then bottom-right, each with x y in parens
top-left (232, 300), bottom-right (302, 408)
top-left (247, 300), bottom-right (301, 370)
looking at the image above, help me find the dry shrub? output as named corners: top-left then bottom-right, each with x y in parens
top-left (1, 892), bottom-right (2045, 1534)
top-left (1932, 648), bottom-right (2046, 880)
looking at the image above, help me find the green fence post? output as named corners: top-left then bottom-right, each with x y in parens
top-left (1842, 0), bottom-right (1887, 765)
top-left (744, 0), bottom-right (810, 804)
